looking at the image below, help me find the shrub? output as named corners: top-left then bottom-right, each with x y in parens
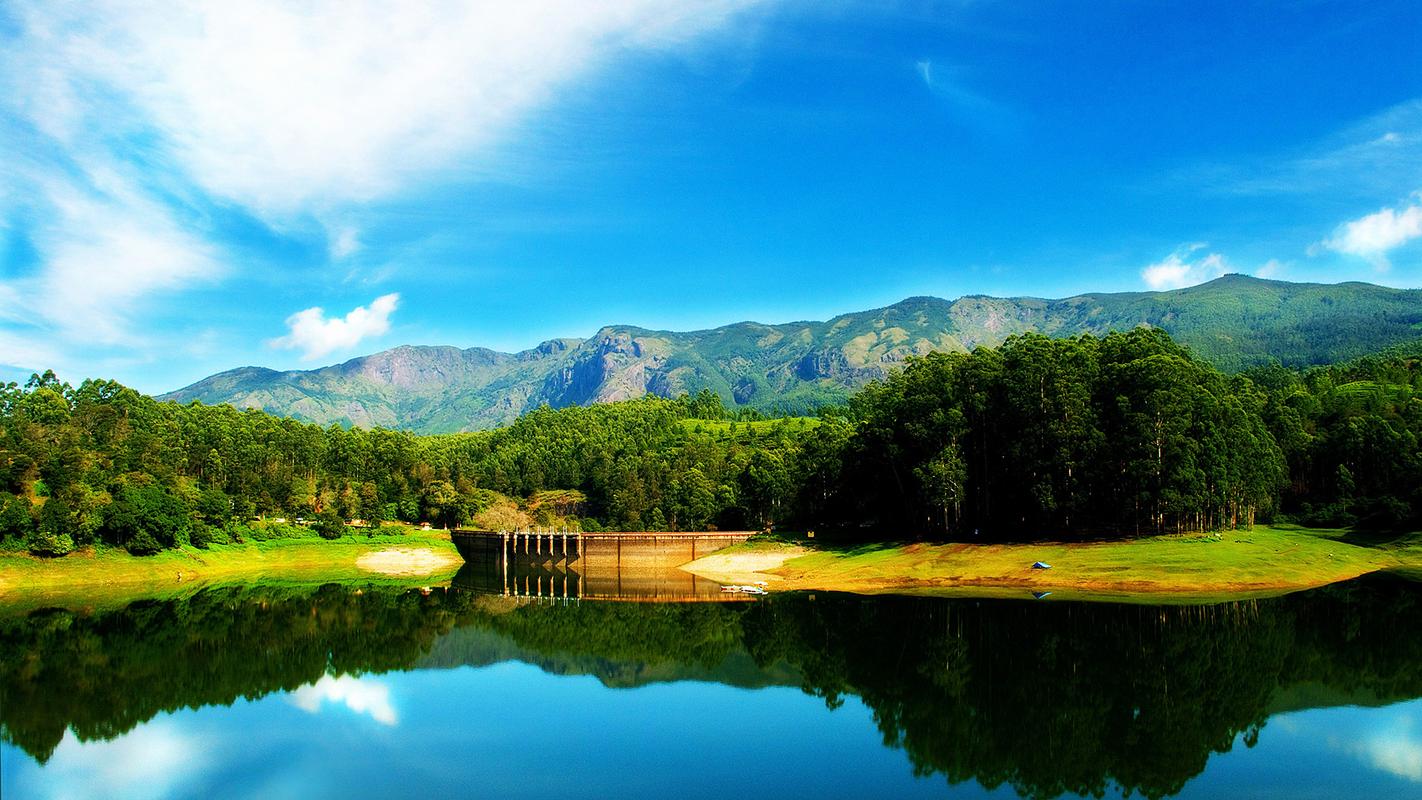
top-left (102, 483), bottom-right (191, 552)
top-left (126, 530), bottom-right (163, 555)
top-left (314, 509), bottom-right (346, 540)
top-left (28, 530), bottom-right (74, 557)
top-left (189, 521), bottom-right (213, 549)
top-left (0, 493), bottom-right (36, 543)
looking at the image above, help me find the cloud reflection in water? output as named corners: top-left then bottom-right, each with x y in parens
top-left (289, 674), bottom-right (399, 726)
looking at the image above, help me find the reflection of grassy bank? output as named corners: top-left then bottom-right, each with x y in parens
top-left (685, 525), bottom-right (1422, 603)
top-left (0, 528), bottom-right (461, 610)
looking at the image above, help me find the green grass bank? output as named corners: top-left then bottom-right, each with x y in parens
top-left (0, 526), bottom-right (462, 611)
top-left (683, 525), bottom-right (1422, 603)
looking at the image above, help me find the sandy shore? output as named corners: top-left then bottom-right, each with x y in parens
top-left (681, 544), bottom-right (807, 586)
top-left (356, 547), bottom-right (463, 577)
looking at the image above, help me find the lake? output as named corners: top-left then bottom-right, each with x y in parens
top-left (3, 569), bottom-right (1421, 799)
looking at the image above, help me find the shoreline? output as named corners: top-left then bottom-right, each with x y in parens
top-left (0, 531), bottom-right (463, 610)
top-left (682, 525), bottom-right (1422, 604)
top-left (4, 524), bottom-right (1419, 610)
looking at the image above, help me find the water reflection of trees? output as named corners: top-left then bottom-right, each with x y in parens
top-left (743, 580), bottom-right (1422, 799)
top-left (0, 585), bottom-right (466, 762)
top-left (747, 597), bottom-right (1292, 799)
top-left (3, 579), bottom-right (1421, 799)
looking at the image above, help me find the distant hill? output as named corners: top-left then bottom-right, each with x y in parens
top-left (161, 275), bottom-right (1422, 432)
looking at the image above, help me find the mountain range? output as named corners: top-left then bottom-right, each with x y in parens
top-left (161, 275), bottom-right (1422, 433)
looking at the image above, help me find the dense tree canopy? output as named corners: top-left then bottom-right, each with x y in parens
top-left (1246, 343), bottom-right (1422, 529)
top-left (2, 330), bottom-right (1420, 556)
top-left (0, 374), bottom-right (808, 553)
top-left (831, 330), bottom-right (1287, 538)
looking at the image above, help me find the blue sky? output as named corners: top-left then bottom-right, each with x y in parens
top-left (2, 1), bottom-right (1421, 394)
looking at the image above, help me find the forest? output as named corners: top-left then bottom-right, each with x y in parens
top-left (1, 327), bottom-right (1420, 556)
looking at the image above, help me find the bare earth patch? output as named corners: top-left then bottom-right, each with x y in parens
top-left (681, 544), bottom-right (807, 585)
top-left (356, 547), bottom-right (463, 577)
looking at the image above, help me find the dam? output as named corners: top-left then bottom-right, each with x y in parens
top-left (450, 529), bottom-right (756, 602)
top-left (450, 529), bottom-right (755, 569)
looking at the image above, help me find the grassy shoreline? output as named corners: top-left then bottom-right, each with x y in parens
top-left (6, 524), bottom-right (1420, 610)
top-left (683, 525), bottom-right (1422, 603)
top-left (0, 527), bottom-right (463, 611)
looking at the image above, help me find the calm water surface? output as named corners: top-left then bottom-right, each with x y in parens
top-left (3, 569), bottom-right (1421, 799)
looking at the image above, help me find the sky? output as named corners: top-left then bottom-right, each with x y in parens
top-left (1, 1), bottom-right (1420, 394)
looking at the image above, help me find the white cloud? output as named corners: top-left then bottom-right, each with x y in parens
top-left (1360, 736), bottom-right (1422, 782)
top-left (0, 168), bottom-right (219, 350)
top-left (1140, 244), bottom-right (1230, 290)
top-left (1319, 195), bottom-right (1422, 268)
top-left (4, 0), bottom-right (767, 217)
top-left (1256, 258), bottom-right (1286, 279)
top-left (0, 1), bottom-right (765, 378)
top-left (913, 57), bottom-right (1014, 132)
top-left (329, 226), bottom-right (361, 260)
top-left (0, 329), bottom-right (68, 374)
top-left (35, 181), bottom-right (217, 343)
top-left (19, 723), bottom-right (209, 800)
top-left (1349, 714), bottom-right (1422, 782)
top-left (916, 60), bottom-right (934, 86)
top-left (290, 674), bottom-right (399, 726)
top-left (271, 293), bottom-right (400, 361)
top-left (1185, 99), bottom-right (1422, 199)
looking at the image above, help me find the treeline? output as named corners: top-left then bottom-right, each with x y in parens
top-left (0, 372), bottom-right (809, 555)
top-left (1247, 348), bottom-right (1422, 528)
top-left (827, 329), bottom-right (1287, 537)
top-left (832, 329), bottom-right (1422, 537)
top-left (2, 328), bottom-right (1421, 556)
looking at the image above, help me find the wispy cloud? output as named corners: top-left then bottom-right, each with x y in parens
top-left (1140, 243), bottom-right (1230, 290)
top-left (1182, 99), bottom-right (1422, 199)
top-left (1317, 194), bottom-right (1422, 269)
top-left (271, 293), bottom-right (400, 361)
top-left (329, 226), bottom-right (361, 261)
top-left (0, 1), bottom-right (768, 378)
top-left (22, 177), bottom-right (218, 343)
top-left (14, 722), bottom-right (210, 800)
top-left (1256, 258), bottom-right (1287, 279)
top-left (914, 58), bottom-right (1015, 131)
top-left (289, 674), bottom-right (399, 726)
top-left (4, 1), bottom-right (768, 217)
top-left (0, 162), bottom-right (220, 368)
top-left (1346, 712), bottom-right (1422, 782)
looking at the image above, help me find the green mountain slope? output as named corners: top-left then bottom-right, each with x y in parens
top-left (161, 275), bottom-right (1422, 432)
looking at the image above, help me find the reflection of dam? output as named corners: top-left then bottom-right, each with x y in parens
top-left (450, 561), bottom-right (752, 602)
top-left (450, 530), bottom-right (756, 602)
